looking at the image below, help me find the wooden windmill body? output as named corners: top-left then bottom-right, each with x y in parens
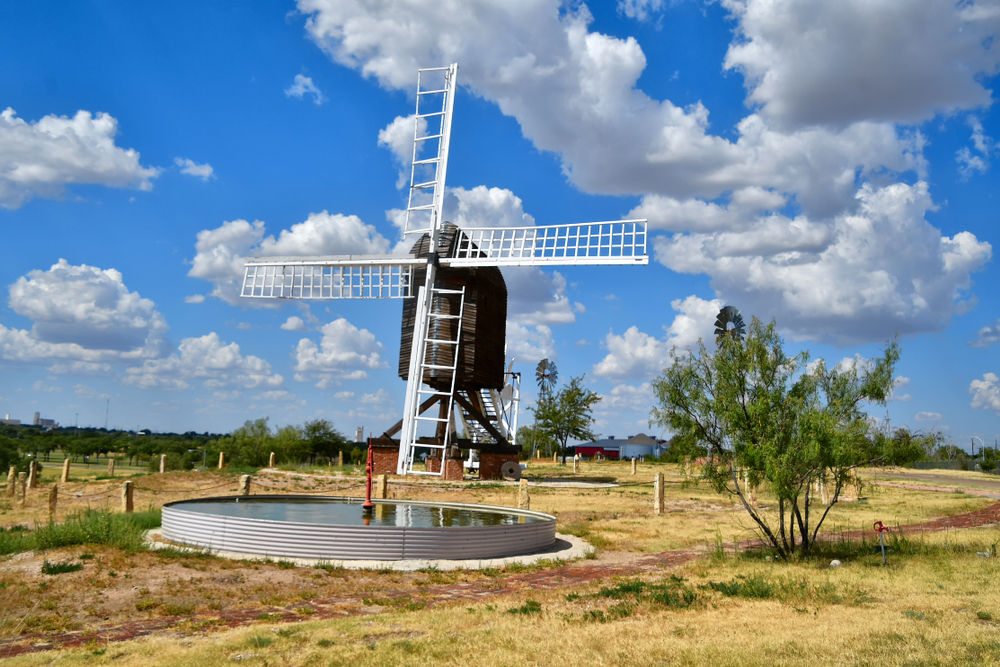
top-left (242, 64), bottom-right (648, 478)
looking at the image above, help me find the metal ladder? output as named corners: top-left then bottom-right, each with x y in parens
top-left (403, 64), bottom-right (457, 237)
top-left (398, 286), bottom-right (465, 475)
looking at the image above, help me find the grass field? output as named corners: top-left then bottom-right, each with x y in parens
top-left (1, 460), bottom-right (999, 665)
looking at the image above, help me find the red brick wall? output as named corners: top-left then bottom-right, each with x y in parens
top-left (479, 453), bottom-right (519, 480)
top-left (426, 455), bottom-right (464, 481)
top-left (371, 447), bottom-right (398, 476)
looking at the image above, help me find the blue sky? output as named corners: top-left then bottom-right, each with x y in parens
top-left (0, 0), bottom-right (997, 450)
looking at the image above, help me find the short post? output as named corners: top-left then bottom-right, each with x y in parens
top-left (573, 455), bottom-right (579, 473)
top-left (683, 456), bottom-right (692, 479)
top-left (6, 466), bottom-right (15, 497)
top-left (159, 454), bottom-right (167, 474)
top-left (218, 452), bottom-right (226, 469)
top-left (820, 477), bottom-right (829, 505)
top-left (61, 458), bottom-right (70, 483)
top-left (239, 474), bottom-right (251, 496)
top-left (750, 483), bottom-right (758, 507)
top-left (552, 452), bottom-right (557, 463)
top-left (122, 481), bottom-right (134, 513)
top-left (517, 479), bottom-right (530, 510)
top-left (107, 459), bottom-right (115, 477)
top-left (631, 458), bottom-right (637, 475)
top-left (653, 472), bottom-right (665, 515)
top-left (48, 484), bottom-right (58, 521)
top-left (376, 473), bottom-right (388, 499)
top-left (338, 451), bottom-right (344, 467)
top-left (854, 474), bottom-right (863, 501)
top-left (16, 472), bottom-right (27, 508)
top-left (27, 460), bottom-right (38, 489)
top-left (268, 452), bottom-right (275, 468)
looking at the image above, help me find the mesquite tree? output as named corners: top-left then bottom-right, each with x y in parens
top-left (531, 375), bottom-right (601, 465)
top-left (651, 317), bottom-right (915, 559)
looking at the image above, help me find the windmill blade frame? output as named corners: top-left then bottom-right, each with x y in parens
top-left (445, 220), bottom-right (648, 267)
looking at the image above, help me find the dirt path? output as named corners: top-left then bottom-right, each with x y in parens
top-left (3, 486), bottom-right (1000, 659)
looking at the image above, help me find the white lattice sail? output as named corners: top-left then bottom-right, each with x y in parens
top-left (241, 256), bottom-right (419, 299)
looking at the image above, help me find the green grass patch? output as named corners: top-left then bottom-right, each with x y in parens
top-left (507, 599), bottom-right (542, 615)
top-left (41, 559), bottom-right (83, 575)
top-left (0, 508), bottom-right (160, 555)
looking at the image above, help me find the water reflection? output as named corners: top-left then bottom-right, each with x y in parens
top-left (178, 497), bottom-right (545, 528)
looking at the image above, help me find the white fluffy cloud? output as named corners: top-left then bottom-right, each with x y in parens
top-left (593, 326), bottom-right (671, 382)
top-left (655, 182), bottom-right (991, 343)
top-left (1, 259), bottom-right (169, 366)
top-left (124, 332), bottom-right (283, 390)
top-left (915, 411), bottom-right (943, 423)
top-left (0, 108), bottom-right (159, 209)
top-left (280, 316), bottom-right (308, 332)
top-left (970, 372), bottom-right (1000, 414)
top-left (890, 376), bottom-right (912, 402)
top-left (971, 319), bottom-right (1000, 347)
top-left (505, 322), bottom-right (555, 364)
top-left (188, 212), bottom-right (392, 305)
top-left (297, 0), bottom-right (922, 214)
top-left (285, 74), bottom-right (327, 105)
top-left (504, 268), bottom-right (579, 326)
top-left (592, 295), bottom-right (723, 381)
top-left (293, 317), bottom-right (385, 386)
top-left (298, 0), bottom-right (994, 344)
top-left (174, 157), bottom-right (215, 180)
top-left (379, 114), bottom-right (426, 188)
top-left (723, 0), bottom-right (1000, 128)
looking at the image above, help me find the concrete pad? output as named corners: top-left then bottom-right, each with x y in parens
top-left (144, 530), bottom-right (592, 571)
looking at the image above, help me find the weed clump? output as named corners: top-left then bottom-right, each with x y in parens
top-left (41, 559), bottom-right (83, 575)
top-left (507, 600), bottom-right (542, 615)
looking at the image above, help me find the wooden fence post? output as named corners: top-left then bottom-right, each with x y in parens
top-left (268, 452), bottom-right (275, 468)
top-left (61, 458), bottom-right (70, 483)
top-left (107, 459), bottom-right (115, 477)
top-left (27, 460), bottom-right (38, 489)
top-left (573, 455), bottom-right (579, 473)
top-left (48, 485), bottom-right (58, 521)
top-left (239, 475), bottom-right (251, 496)
top-left (6, 466), bottom-right (14, 498)
top-left (517, 479), bottom-right (530, 510)
top-left (338, 451), bottom-right (344, 467)
top-left (218, 452), bottom-right (226, 470)
top-left (653, 473), bottom-right (665, 515)
top-left (631, 458), bottom-right (637, 476)
top-left (159, 454), bottom-right (167, 474)
top-left (16, 472), bottom-right (27, 508)
top-left (122, 481), bottom-right (134, 514)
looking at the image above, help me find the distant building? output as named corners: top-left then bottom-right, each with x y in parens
top-left (1, 413), bottom-right (20, 426)
top-left (575, 433), bottom-right (666, 460)
top-left (32, 412), bottom-right (57, 428)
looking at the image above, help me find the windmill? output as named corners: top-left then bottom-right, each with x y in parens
top-left (535, 359), bottom-right (558, 395)
top-left (241, 64), bottom-right (648, 478)
top-left (714, 305), bottom-right (746, 343)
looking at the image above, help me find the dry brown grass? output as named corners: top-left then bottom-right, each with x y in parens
top-left (2, 461), bottom-right (999, 666)
top-left (4, 526), bottom-right (999, 666)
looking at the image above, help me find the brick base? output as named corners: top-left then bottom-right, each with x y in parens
top-left (479, 452), bottom-right (520, 480)
top-left (371, 446), bottom-right (398, 476)
top-left (426, 455), bottom-right (464, 481)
